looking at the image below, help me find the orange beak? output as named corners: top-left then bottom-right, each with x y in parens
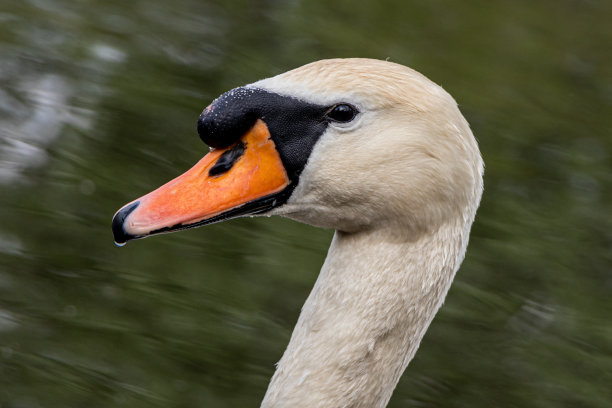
top-left (112, 119), bottom-right (289, 244)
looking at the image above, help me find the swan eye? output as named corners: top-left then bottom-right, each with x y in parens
top-left (326, 104), bottom-right (358, 123)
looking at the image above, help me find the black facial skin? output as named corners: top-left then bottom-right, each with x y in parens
top-left (113, 87), bottom-right (345, 243)
top-left (197, 87), bottom-right (331, 183)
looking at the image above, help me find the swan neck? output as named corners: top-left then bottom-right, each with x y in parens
top-left (262, 222), bottom-right (467, 408)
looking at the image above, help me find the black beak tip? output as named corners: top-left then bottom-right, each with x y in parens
top-left (112, 201), bottom-right (140, 246)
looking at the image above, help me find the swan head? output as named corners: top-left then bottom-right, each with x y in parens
top-left (112, 58), bottom-right (483, 243)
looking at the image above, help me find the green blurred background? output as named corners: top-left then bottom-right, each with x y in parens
top-left (1, 0), bottom-right (611, 407)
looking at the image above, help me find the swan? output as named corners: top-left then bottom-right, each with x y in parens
top-left (112, 58), bottom-right (483, 408)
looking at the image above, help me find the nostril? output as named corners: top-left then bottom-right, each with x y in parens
top-left (209, 142), bottom-right (246, 177)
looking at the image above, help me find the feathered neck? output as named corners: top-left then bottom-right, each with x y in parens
top-left (261, 218), bottom-right (470, 408)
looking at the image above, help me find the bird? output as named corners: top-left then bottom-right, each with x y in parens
top-left (112, 58), bottom-right (484, 408)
